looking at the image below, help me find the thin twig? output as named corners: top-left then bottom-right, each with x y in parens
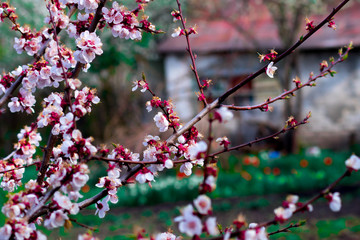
top-left (217, 0), bottom-right (350, 104)
top-left (69, 218), bottom-right (98, 232)
top-left (209, 115), bottom-right (309, 157)
top-left (175, 0), bottom-right (207, 107)
top-left (0, 162), bottom-right (38, 175)
top-left (268, 222), bottom-right (304, 236)
top-left (0, 6), bottom-right (76, 108)
top-left (223, 47), bottom-right (350, 111)
top-left (166, 0), bottom-right (350, 145)
top-left (208, 168), bottom-right (352, 240)
top-left (37, 0), bottom-right (107, 186)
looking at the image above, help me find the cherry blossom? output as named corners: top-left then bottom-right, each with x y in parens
top-left (205, 217), bottom-right (219, 236)
top-left (154, 112), bottom-right (169, 132)
top-left (0, 1), bottom-right (356, 239)
top-left (266, 62), bottom-right (277, 78)
top-left (0, 224), bottom-right (12, 240)
top-left (44, 209), bottom-right (69, 229)
top-left (74, 31), bottom-right (103, 64)
top-left (214, 107), bottom-right (233, 123)
top-left (274, 206), bottom-right (293, 222)
top-left (193, 194), bottom-right (212, 215)
top-left (345, 154), bottom-right (360, 171)
top-left (78, 232), bottom-right (99, 240)
top-left (95, 196), bottom-right (110, 218)
top-left (327, 192), bottom-right (341, 212)
top-left (155, 232), bottom-right (178, 240)
top-left (171, 27), bottom-right (184, 38)
top-left (177, 213), bottom-right (202, 237)
top-left (135, 168), bottom-right (154, 184)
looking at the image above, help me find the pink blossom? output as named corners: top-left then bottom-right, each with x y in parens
top-left (171, 27), bottom-right (184, 38)
top-left (266, 62), bottom-right (277, 78)
top-left (187, 141), bottom-right (207, 161)
top-left (135, 169), bottom-right (154, 184)
top-left (274, 207), bottom-right (293, 222)
top-left (54, 192), bottom-right (73, 211)
top-left (205, 175), bottom-right (216, 191)
top-left (345, 154), bottom-right (360, 171)
top-left (0, 224), bottom-right (12, 240)
top-left (155, 232), bottom-right (177, 240)
top-left (95, 196), bottom-right (110, 218)
top-left (178, 213), bottom-right (202, 237)
top-left (205, 217), bottom-right (219, 236)
top-left (180, 162), bottom-right (193, 176)
top-left (328, 192), bottom-right (341, 212)
top-left (214, 107), bottom-right (233, 123)
top-left (194, 195), bottom-right (212, 215)
top-left (77, 0), bottom-right (99, 13)
top-left (154, 112), bottom-right (169, 132)
top-left (74, 31), bottom-right (103, 64)
top-left (13, 37), bottom-right (25, 54)
top-left (72, 172), bottom-right (89, 190)
top-left (8, 97), bottom-right (22, 113)
top-left (14, 221), bottom-right (32, 239)
top-left (78, 232), bottom-right (99, 240)
top-left (44, 209), bottom-right (69, 229)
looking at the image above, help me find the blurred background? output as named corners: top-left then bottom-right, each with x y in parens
top-left (1, 0), bottom-right (360, 239)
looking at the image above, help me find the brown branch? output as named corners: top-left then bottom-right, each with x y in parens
top-left (69, 218), bottom-right (98, 231)
top-left (166, 0), bottom-right (350, 146)
top-left (0, 6), bottom-right (76, 108)
top-left (71, 0), bottom-right (107, 78)
top-left (29, 0), bottom-right (351, 220)
top-left (175, 0), bottom-right (207, 106)
top-left (209, 168), bottom-right (352, 240)
top-left (217, 0), bottom-right (350, 104)
top-left (37, 133), bottom-right (58, 185)
top-left (268, 222), bottom-right (304, 236)
top-left (0, 162), bottom-right (38, 175)
top-left (293, 169), bottom-right (352, 214)
top-left (26, 186), bottom-right (61, 222)
top-left (89, 156), bottom-right (189, 165)
top-left (223, 47), bottom-right (350, 111)
top-left (36, 0), bottom-right (107, 186)
top-left (166, 99), bottom-right (219, 145)
top-left (209, 115), bottom-right (309, 157)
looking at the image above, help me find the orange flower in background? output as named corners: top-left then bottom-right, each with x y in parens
top-left (243, 156), bottom-right (260, 167)
top-left (291, 169), bottom-right (298, 175)
top-left (176, 172), bottom-right (186, 179)
top-left (300, 159), bottom-right (309, 168)
top-left (252, 157), bottom-right (260, 167)
top-left (241, 171), bottom-right (252, 181)
top-left (273, 167), bottom-right (281, 176)
top-left (81, 184), bottom-right (90, 193)
top-left (324, 157), bottom-right (333, 165)
top-left (243, 156), bottom-right (251, 165)
top-left (263, 167), bottom-right (271, 175)
top-left (195, 169), bottom-right (203, 176)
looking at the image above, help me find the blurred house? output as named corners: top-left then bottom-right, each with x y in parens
top-left (158, 2), bottom-right (360, 149)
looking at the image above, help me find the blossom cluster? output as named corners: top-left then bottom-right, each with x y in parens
top-left (0, 0), bottom-right (357, 239)
top-left (174, 195), bottom-right (219, 237)
top-left (147, 96), bottom-right (180, 130)
top-left (0, 125), bottom-right (41, 192)
top-left (102, 1), bottom-right (156, 40)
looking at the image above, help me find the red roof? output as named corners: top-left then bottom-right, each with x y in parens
top-left (158, 2), bottom-right (360, 53)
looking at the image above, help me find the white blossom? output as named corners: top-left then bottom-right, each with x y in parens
top-left (345, 154), bottom-right (360, 171)
top-left (266, 62), bottom-right (277, 78)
